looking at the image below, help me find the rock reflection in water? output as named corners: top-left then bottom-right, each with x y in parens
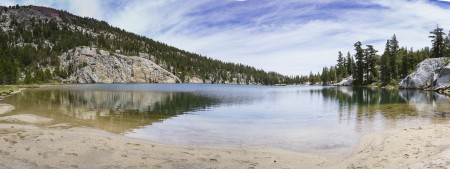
top-left (2, 90), bottom-right (217, 133)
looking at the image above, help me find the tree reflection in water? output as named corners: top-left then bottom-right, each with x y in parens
top-left (317, 87), bottom-right (450, 127)
top-left (2, 90), bottom-right (218, 133)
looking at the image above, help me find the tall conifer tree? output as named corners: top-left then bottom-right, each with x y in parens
top-left (354, 41), bottom-right (365, 85)
top-left (346, 52), bottom-right (353, 76)
top-left (429, 25), bottom-right (446, 58)
top-left (380, 40), bottom-right (391, 85)
top-left (365, 45), bottom-right (378, 84)
top-left (389, 35), bottom-right (399, 80)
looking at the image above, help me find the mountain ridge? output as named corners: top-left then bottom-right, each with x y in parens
top-left (0, 5), bottom-right (295, 85)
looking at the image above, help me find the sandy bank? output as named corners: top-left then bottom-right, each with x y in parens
top-left (0, 114), bottom-right (53, 124)
top-left (0, 122), bottom-right (327, 169)
top-left (0, 114), bottom-right (448, 168)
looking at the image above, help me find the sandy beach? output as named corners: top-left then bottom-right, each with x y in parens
top-left (0, 103), bottom-right (449, 169)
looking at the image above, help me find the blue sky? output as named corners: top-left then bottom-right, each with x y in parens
top-left (2, 0), bottom-right (450, 75)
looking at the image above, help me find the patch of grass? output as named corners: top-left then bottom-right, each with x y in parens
top-left (0, 83), bottom-right (62, 94)
top-left (0, 85), bottom-right (18, 94)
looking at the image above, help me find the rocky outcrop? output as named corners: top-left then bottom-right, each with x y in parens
top-left (185, 76), bottom-right (204, 84)
top-left (433, 64), bottom-right (450, 90)
top-left (59, 47), bottom-right (180, 83)
top-left (334, 76), bottom-right (353, 86)
top-left (399, 58), bottom-right (449, 90)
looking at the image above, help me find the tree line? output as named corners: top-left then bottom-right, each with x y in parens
top-left (297, 25), bottom-right (448, 86)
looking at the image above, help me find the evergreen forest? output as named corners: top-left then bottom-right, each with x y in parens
top-left (298, 25), bottom-right (449, 86)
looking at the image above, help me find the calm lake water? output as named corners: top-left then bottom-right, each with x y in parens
top-left (1, 84), bottom-right (449, 157)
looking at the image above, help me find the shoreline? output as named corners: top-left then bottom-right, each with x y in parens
top-left (0, 84), bottom-right (61, 100)
top-left (0, 121), bottom-right (329, 169)
top-left (0, 106), bottom-right (448, 168)
top-left (0, 85), bottom-right (449, 168)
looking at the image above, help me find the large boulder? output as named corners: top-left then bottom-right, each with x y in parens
top-left (434, 64), bottom-right (450, 90)
top-left (399, 58), bottom-right (448, 89)
top-left (334, 76), bottom-right (353, 86)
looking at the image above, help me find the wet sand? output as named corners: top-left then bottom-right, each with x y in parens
top-left (0, 104), bottom-right (448, 169)
top-left (0, 104), bottom-right (15, 115)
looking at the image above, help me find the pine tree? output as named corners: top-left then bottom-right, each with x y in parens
top-left (336, 51), bottom-right (345, 81)
top-left (33, 69), bottom-right (45, 83)
top-left (309, 71), bottom-right (316, 85)
top-left (354, 41), bottom-right (365, 85)
top-left (44, 68), bottom-right (52, 82)
top-left (365, 45), bottom-right (378, 84)
top-left (400, 48), bottom-right (413, 79)
top-left (342, 57), bottom-right (347, 77)
top-left (380, 40), bottom-right (391, 85)
top-left (346, 52), bottom-right (353, 76)
top-left (321, 67), bottom-right (329, 85)
top-left (389, 35), bottom-right (399, 81)
top-left (444, 31), bottom-right (450, 57)
top-left (429, 25), bottom-right (446, 58)
top-left (24, 71), bottom-right (32, 84)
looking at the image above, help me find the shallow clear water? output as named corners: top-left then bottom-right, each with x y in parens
top-left (1, 84), bottom-right (449, 156)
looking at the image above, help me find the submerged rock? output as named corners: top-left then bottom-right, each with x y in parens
top-left (399, 58), bottom-right (449, 90)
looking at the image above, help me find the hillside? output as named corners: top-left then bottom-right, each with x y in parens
top-left (0, 5), bottom-right (293, 85)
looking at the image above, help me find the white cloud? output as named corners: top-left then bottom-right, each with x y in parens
top-left (2, 0), bottom-right (450, 75)
top-left (67, 0), bottom-right (101, 18)
top-left (117, 0), bottom-right (450, 75)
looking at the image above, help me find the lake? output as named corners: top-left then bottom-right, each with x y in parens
top-left (1, 84), bottom-right (449, 157)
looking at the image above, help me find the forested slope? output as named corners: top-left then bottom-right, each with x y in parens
top-left (0, 5), bottom-right (293, 85)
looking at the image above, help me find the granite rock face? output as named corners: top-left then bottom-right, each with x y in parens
top-left (334, 76), bottom-right (353, 86)
top-left (59, 47), bottom-right (180, 83)
top-left (399, 58), bottom-right (449, 90)
top-left (433, 64), bottom-right (450, 90)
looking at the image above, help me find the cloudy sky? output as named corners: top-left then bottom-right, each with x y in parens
top-left (2, 0), bottom-right (450, 75)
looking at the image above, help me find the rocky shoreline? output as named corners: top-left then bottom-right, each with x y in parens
top-left (332, 57), bottom-right (450, 93)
